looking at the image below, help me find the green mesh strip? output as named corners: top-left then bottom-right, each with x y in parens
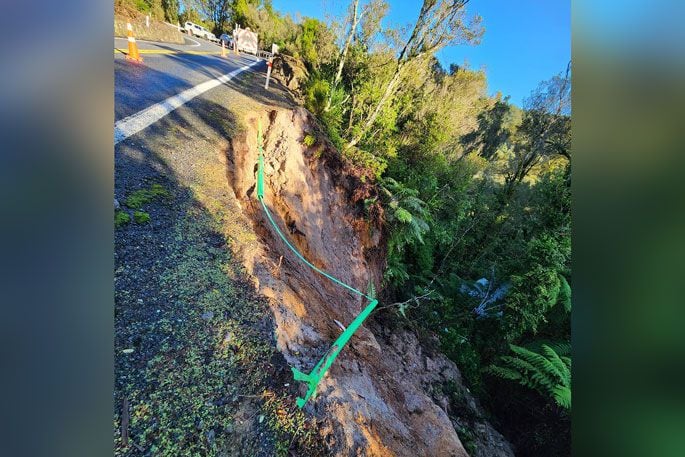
top-left (291, 298), bottom-right (378, 407)
top-left (259, 199), bottom-right (370, 300)
top-left (257, 121), bottom-right (264, 199)
top-left (256, 120), bottom-right (378, 407)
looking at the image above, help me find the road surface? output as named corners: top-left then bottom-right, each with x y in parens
top-left (115, 33), bottom-right (264, 122)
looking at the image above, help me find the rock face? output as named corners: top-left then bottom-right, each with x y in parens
top-left (226, 107), bottom-right (513, 457)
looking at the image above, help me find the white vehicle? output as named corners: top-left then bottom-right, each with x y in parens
top-left (184, 22), bottom-right (217, 42)
top-left (205, 29), bottom-right (218, 43)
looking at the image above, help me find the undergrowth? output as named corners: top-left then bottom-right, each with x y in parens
top-left (261, 390), bottom-right (322, 456)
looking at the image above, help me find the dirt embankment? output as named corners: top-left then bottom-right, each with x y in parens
top-left (225, 107), bottom-right (514, 457)
top-left (271, 55), bottom-right (310, 97)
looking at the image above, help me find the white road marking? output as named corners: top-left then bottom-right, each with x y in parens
top-left (185, 36), bottom-right (201, 47)
top-left (114, 61), bottom-right (260, 144)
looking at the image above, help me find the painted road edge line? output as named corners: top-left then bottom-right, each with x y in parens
top-left (114, 49), bottom-right (223, 55)
top-left (114, 61), bottom-right (260, 144)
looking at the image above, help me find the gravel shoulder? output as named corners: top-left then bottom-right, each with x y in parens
top-left (114, 66), bottom-right (324, 456)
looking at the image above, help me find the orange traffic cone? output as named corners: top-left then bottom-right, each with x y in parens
top-left (125, 22), bottom-right (143, 62)
top-left (221, 41), bottom-right (226, 58)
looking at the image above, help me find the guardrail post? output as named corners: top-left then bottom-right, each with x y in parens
top-left (265, 57), bottom-right (273, 90)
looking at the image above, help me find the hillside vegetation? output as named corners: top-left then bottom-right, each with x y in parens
top-left (244, 1), bottom-right (572, 454)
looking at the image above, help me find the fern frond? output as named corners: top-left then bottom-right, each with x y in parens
top-left (549, 341), bottom-right (571, 356)
top-left (510, 345), bottom-right (554, 379)
top-left (487, 365), bottom-right (523, 382)
top-left (492, 343), bottom-right (572, 410)
top-left (542, 344), bottom-right (568, 382)
top-left (499, 355), bottom-right (538, 376)
top-left (395, 207), bottom-right (413, 223)
top-left (552, 385), bottom-right (571, 409)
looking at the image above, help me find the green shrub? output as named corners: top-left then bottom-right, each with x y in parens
top-left (303, 134), bottom-right (316, 147)
top-left (133, 0), bottom-right (150, 13)
top-left (343, 147), bottom-right (387, 179)
top-left (379, 178), bottom-right (430, 286)
top-left (304, 77), bottom-right (330, 116)
top-left (133, 211), bottom-right (151, 224)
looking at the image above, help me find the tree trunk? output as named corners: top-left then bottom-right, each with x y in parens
top-left (347, 88), bottom-right (356, 132)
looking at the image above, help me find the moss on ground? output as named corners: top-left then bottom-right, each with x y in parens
top-left (116, 205), bottom-right (259, 454)
top-left (115, 210), bottom-right (131, 227)
top-left (133, 211), bottom-right (150, 224)
top-left (115, 85), bottom-right (324, 456)
top-left (262, 390), bottom-right (320, 456)
top-left (125, 183), bottom-right (170, 209)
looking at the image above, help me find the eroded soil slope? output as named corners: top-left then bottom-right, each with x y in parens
top-left (226, 107), bottom-right (513, 457)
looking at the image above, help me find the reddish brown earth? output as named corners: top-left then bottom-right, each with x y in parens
top-left (225, 106), bottom-right (514, 457)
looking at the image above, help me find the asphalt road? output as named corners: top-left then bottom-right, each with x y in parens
top-left (114, 33), bottom-right (264, 121)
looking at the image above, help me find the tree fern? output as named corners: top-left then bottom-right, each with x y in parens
top-left (381, 177), bottom-right (430, 246)
top-left (488, 343), bottom-right (571, 410)
top-left (381, 177), bottom-right (431, 286)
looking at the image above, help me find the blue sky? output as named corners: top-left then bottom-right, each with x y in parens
top-left (271, 0), bottom-right (570, 106)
